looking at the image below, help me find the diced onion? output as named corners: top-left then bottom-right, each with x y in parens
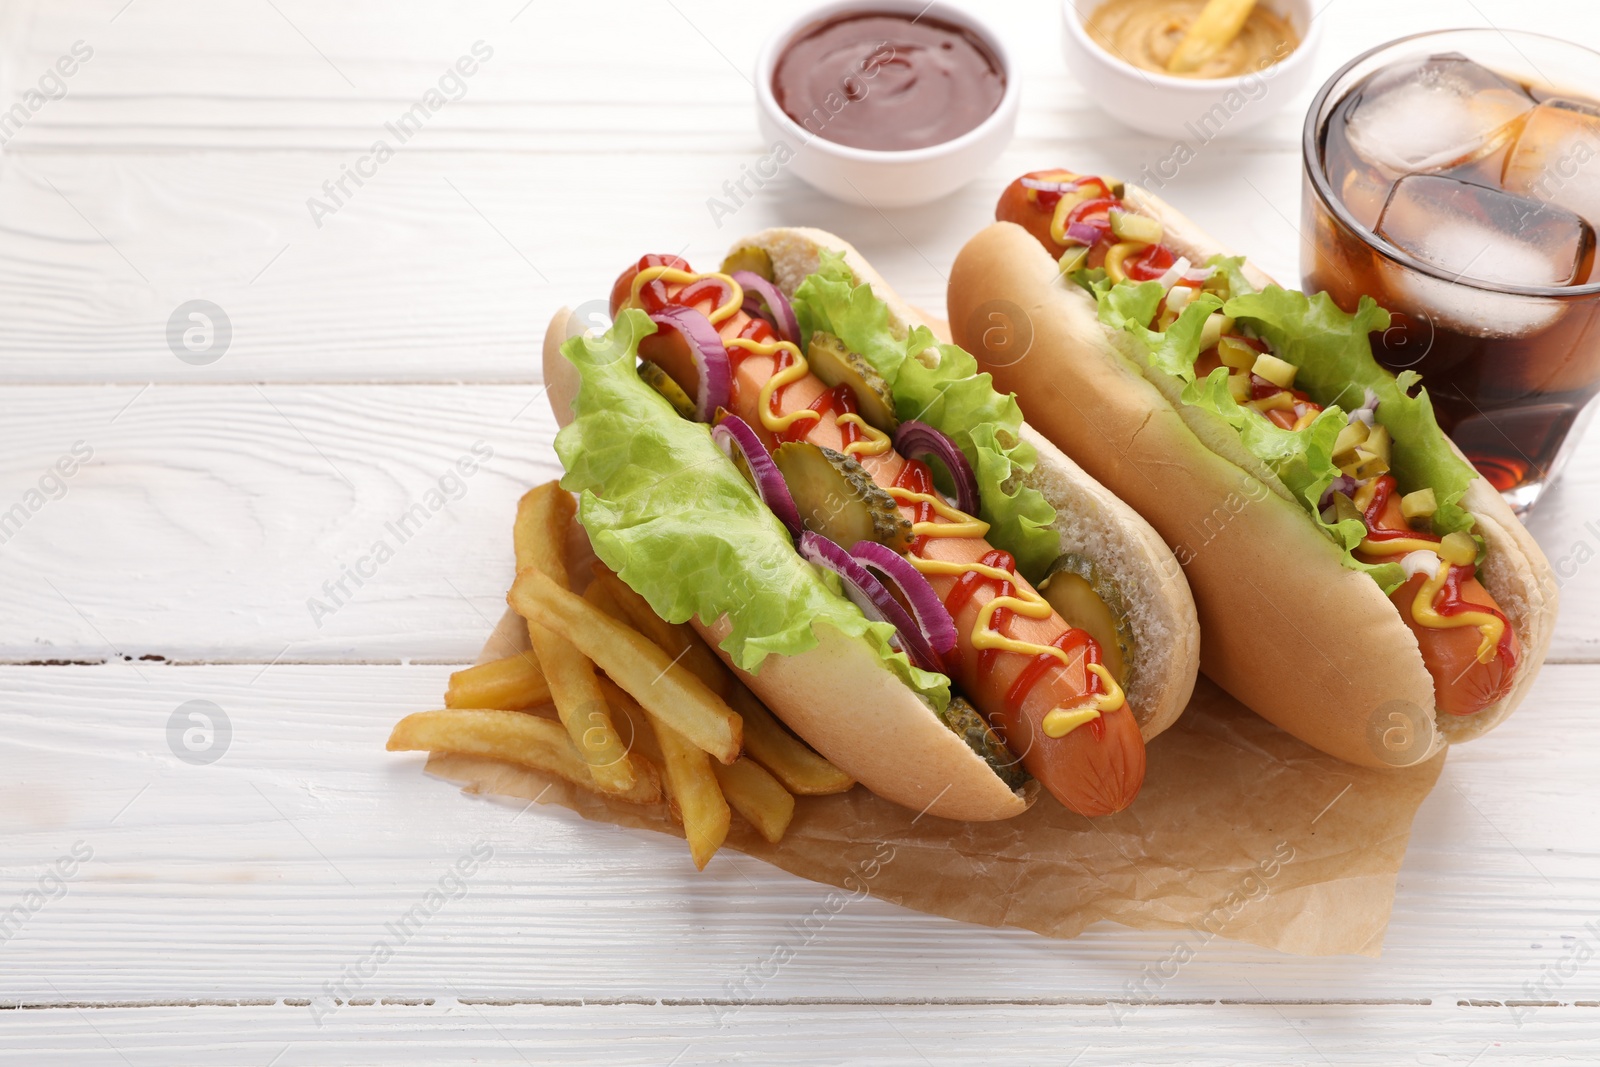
top-left (712, 415), bottom-right (802, 539)
top-left (1318, 474), bottom-right (1359, 511)
top-left (1400, 550), bottom-right (1442, 581)
top-left (1155, 255), bottom-right (1193, 293)
top-left (1348, 388), bottom-right (1381, 427)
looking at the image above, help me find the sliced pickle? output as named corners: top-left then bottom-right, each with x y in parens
top-left (1038, 552), bottom-right (1134, 688)
top-left (1331, 419), bottom-right (1370, 466)
top-left (772, 441), bottom-right (911, 552)
top-left (638, 360), bottom-right (696, 419)
top-left (1216, 336), bottom-right (1257, 371)
top-left (938, 695), bottom-right (1029, 791)
top-left (1109, 208), bottom-right (1163, 244)
top-left (1226, 372), bottom-right (1252, 404)
top-left (1251, 352), bottom-right (1298, 390)
top-left (1057, 245), bottom-right (1090, 275)
top-left (1401, 487), bottom-right (1438, 522)
top-left (1329, 491), bottom-right (1363, 526)
top-left (719, 246), bottom-right (775, 282)
top-left (805, 331), bottom-right (898, 433)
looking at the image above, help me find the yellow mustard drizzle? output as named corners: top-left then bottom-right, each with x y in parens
top-left (726, 337), bottom-right (821, 435)
top-left (1357, 535), bottom-right (1451, 558)
top-left (1410, 537), bottom-right (1505, 664)
top-left (886, 487), bottom-right (989, 539)
top-left (630, 266), bottom-right (744, 326)
top-left (1042, 667), bottom-right (1127, 738)
top-left (1352, 477), bottom-right (1380, 513)
top-left (894, 497), bottom-right (1130, 718)
top-left (1103, 241), bottom-right (1149, 284)
top-left (1358, 527), bottom-right (1505, 662)
top-left (1049, 191), bottom-right (1088, 246)
top-left (836, 414), bottom-right (893, 458)
top-left (1042, 707), bottom-right (1100, 738)
top-left (903, 557), bottom-right (1086, 671)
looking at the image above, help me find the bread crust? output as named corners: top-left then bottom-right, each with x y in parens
top-left (539, 226), bottom-right (1200, 819)
top-left (948, 214), bottom-right (1558, 767)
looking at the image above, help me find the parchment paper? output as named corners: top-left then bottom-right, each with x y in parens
top-left (423, 599), bottom-right (1443, 958)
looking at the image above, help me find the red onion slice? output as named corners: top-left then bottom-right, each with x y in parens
top-left (1062, 221), bottom-right (1107, 247)
top-left (797, 532), bottom-right (942, 673)
top-left (730, 271), bottom-right (800, 344)
top-left (712, 415), bottom-right (802, 539)
top-left (1319, 474), bottom-right (1359, 512)
top-left (849, 541), bottom-right (958, 661)
top-left (646, 306), bottom-right (731, 422)
top-left (892, 421), bottom-right (980, 516)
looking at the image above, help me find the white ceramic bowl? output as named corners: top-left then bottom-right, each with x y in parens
top-left (1060, 0), bottom-right (1322, 140)
top-left (754, 0), bottom-right (1020, 208)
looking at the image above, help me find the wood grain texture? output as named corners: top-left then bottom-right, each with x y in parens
top-left (1, 0), bottom-right (1598, 1061)
top-left (2, 664), bottom-right (1598, 1010)
top-left (2, 1001), bottom-right (1597, 1066)
top-left (4, 0), bottom-right (1583, 385)
top-left (0, 384), bottom-right (554, 662)
top-left (0, 382), bottom-right (1595, 661)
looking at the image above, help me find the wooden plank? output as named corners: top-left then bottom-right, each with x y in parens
top-left (2, 662), bottom-right (1599, 1007)
top-left (0, 384), bottom-right (553, 662)
top-left (0, 1000), bottom-right (1595, 1066)
top-left (0, 382), bottom-right (1594, 661)
top-left (0, 146), bottom-right (1305, 384)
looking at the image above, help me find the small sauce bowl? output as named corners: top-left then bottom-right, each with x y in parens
top-left (754, 0), bottom-right (1020, 208)
top-left (1060, 0), bottom-right (1323, 140)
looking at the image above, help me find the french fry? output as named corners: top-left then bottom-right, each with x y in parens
top-left (509, 567), bottom-right (742, 764)
top-left (713, 757), bottom-right (795, 844)
top-left (603, 680), bottom-right (729, 870)
top-left (445, 653), bottom-right (550, 711)
top-left (512, 483), bottom-right (637, 794)
top-left (583, 580), bottom-right (626, 621)
top-left (387, 709), bottom-right (661, 805)
top-left (726, 685), bottom-right (856, 797)
top-left (589, 566), bottom-right (728, 689)
top-left (592, 565), bottom-right (853, 795)
top-left (596, 678), bottom-right (661, 762)
top-left (1166, 0), bottom-right (1257, 73)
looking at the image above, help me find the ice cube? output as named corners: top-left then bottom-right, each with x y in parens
top-left (1501, 98), bottom-right (1600, 226)
top-left (1344, 53), bottom-right (1535, 176)
top-left (1374, 174), bottom-right (1592, 336)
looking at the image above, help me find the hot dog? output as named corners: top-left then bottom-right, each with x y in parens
top-left (543, 227), bottom-right (1201, 819)
top-left (949, 171), bottom-right (1558, 767)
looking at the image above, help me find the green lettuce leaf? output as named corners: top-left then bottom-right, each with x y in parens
top-left (791, 250), bottom-right (1061, 581)
top-left (1099, 279), bottom-right (1224, 381)
top-left (554, 308), bottom-right (951, 708)
top-left (1203, 254), bottom-right (1254, 302)
top-left (1082, 264), bottom-right (1482, 594)
top-left (1223, 286), bottom-right (1479, 542)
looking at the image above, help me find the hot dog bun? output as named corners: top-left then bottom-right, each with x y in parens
top-left (948, 205), bottom-right (1558, 769)
top-left (542, 227), bottom-right (1200, 820)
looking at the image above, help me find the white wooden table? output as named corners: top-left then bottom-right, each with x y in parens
top-left (3, 0), bottom-right (1599, 1062)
